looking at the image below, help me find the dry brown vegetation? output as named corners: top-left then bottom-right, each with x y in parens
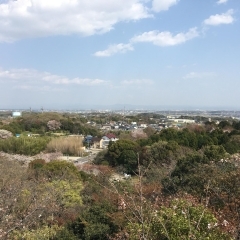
top-left (0, 129), bottom-right (13, 139)
top-left (46, 136), bottom-right (84, 156)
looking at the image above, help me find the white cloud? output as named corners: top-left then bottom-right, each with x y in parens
top-left (0, 68), bottom-right (109, 89)
top-left (183, 71), bottom-right (217, 79)
top-left (131, 27), bottom-right (199, 46)
top-left (94, 43), bottom-right (134, 57)
top-left (152, 0), bottom-right (179, 12)
top-left (94, 27), bottom-right (198, 57)
top-left (0, 0), bottom-right (150, 42)
top-left (217, 0), bottom-right (228, 4)
top-left (203, 9), bottom-right (234, 26)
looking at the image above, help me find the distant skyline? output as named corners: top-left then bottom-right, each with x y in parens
top-left (1, 0), bottom-right (240, 110)
top-left (2, 104), bottom-right (240, 112)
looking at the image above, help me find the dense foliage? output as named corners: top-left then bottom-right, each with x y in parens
top-left (106, 139), bottom-right (140, 173)
top-left (0, 112), bottom-right (99, 135)
top-left (1, 113), bottom-right (240, 239)
top-left (0, 136), bottom-right (50, 155)
top-left (0, 159), bottom-right (83, 239)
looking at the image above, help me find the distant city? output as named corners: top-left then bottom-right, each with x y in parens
top-left (1, 108), bottom-right (240, 119)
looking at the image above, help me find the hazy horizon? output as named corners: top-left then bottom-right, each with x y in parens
top-left (2, 104), bottom-right (240, 112)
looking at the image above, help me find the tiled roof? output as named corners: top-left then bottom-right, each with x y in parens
top-left (105, 133), bottom-right (116, 139)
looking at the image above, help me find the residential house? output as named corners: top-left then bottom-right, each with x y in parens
top-left (100, 136), bottom-right (110, 149)
top-left (91, 137), bottom-right (102, 149)
top-left (100, 133), bottom-right (119, 149)
top-left (105, 133), bottom-right (118, 141)
top-left (84, 135), bottom-right (93, 148)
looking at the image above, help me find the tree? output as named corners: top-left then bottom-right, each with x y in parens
top-left (10, 225), bottom-right (75, 240)
top-left (47, 120), bottom-right (61, 131)
top-left (98, 157), bottom-right (231, 240)
top-left (143, 141), bottom-right (179, 166)
top-left (148, 198), bottom-right (231, 240)
top-left (39, 160), bottom-right (81, 182)
top-left (107, 139), bottom-right (140, 173)
top-left (143, 126), bottom-right (156, 137)
top-left (219, 120), bottom-right (231, 129)
top-left (131, 129), bottom-right (147, 140)
top-left (69, 203), bottom-right (119, 240)
top-left (203, 145), bottom-right (227, 161)
top-left (162, 154), bottom-right (209, 194)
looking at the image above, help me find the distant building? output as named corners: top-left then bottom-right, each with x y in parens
top-left (12, 111), bottom-right (22, 117)
top-left (101, 124), bottom-right (112, 130)
top-left (168, 119), bottom-right (195, 124)
top-left (167, 115), bottom-right (181, 119)
top-left (139, 123), bottom-right (148, 128)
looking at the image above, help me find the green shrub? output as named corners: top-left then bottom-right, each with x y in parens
top-left (0, 136), bottom-right (50, 155)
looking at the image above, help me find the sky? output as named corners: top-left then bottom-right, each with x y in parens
top-left (0, 0), bottom-right (239, 110)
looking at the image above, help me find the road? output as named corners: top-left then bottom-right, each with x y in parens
top-left (58, 149), bottom-right (102, 165)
